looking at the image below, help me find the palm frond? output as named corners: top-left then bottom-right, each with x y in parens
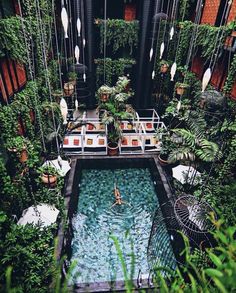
top-left (169, 146), bottom-right (195, 162)
top-left (172, 128), bottom-right (196, 147)
top-left (196, 139), bottom-right (221, 162)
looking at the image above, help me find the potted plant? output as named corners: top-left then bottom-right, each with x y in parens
top-left (52, 89), bottom-right (64, 104)
top-left (175, 82), bottom-right (189, 95)
top-left (38, 165), bottom-right (59, 187)
top-left (97, 76), bottom-right (135, 156)
top-left (97, 85), bottom-right (113, 102)
top-left (6, 136), bottom-right (30, 163)
top-left (115, 76), bottom-right (131, 93)
top-left (107, 129), bottom-right (120, 156)
top-left (156, 128), bottom-right (177, 166)
top-left (67, 71), bottom-right (77, 86)
top-left (160, 60), bottom-right (169, 73)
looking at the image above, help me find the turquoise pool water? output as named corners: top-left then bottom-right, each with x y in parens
top-left (70, 167), bottom-right (176, 284)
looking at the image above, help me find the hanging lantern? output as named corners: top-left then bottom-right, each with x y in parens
top-left (75, 99), bottom-right (79, 110)
top-left (83, 38), bottom-right (86, 48)
top-left (152, 70), bottom-right (155, 79)
top-left (176, 100), bottom-right (181, 111)
top-left (169, 26), bottom-right (174, 40)
top-left (83, 73), bottom-right (86, 82)
top-left (160, 42), bottom-right (165, 59)
top-left (149, 47), bottom-right (154, 61)
top-left (60, 98), bottom-right (68, 124)
top-left (77, 18), bottom-right (81, 37)
top-left (61, 7), bottom-right (69, 38)
top-left (202, 68), bottom-right (212, 92)
top-left (170, 62), bottom-right (177, 81)
top-left (75, 45), bottom-right (80, 64)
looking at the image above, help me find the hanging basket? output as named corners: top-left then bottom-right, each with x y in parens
top-left (100, 93), bottom-right (110, 102)
top-left (160, 64), bottom-right (169, 73)
top-left (176, 86), bottom-right (185, 95)
top-left (64, 82), bottom-right (74, 96)
top-left (19, 148), bottom-right (28, 163)
top-left (41, 173), bottom-right (57, 187)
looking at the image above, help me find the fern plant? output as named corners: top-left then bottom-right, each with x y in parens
top-left (169, 128), bottom-right (221, 162)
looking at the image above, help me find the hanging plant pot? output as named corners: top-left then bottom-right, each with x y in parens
top-left (100, 93), bottom-right (110, 102)
top-left (160, 62), bottom-right (169, 73)
top-left (64, 82), bottom-right (74, 96)
top-left (41, 173), bottom-right (57, 187)
top-left (108, 142), bottom-right (119, 156)
top-left (176, 87), bottom-right (185, 95)
top-left (175, 83), bottom-right (189, 95)
top-left (19, 148), bottom-right (28, 163)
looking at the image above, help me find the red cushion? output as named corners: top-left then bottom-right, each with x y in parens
top-left (132, 139), bottom-right (138, 146)
top-left (122, 138), bottom-right (128, 145)
top-left (63, 138), bottom-right (69, 145)
top-left (73, 139), bottom-right (80, 145)
top-left (146, 123), bottom-right (152, 129)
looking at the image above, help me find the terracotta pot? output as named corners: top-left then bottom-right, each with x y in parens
top-left (64, 82), bottom-right (74, 96)
top-left (19, 149), bottom-right (28, 163)
top-left (100, 93), bottom-right (109, 102)
top-left (108, 142), bottom-right (119, 156)
top-left (41, 173), bottom-right (57, 187)
top-left (158, 154), bottom-right (170, 166)
top-left (176, 87), bottom-right (185, 95)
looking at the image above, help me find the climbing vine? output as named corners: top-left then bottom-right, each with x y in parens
top-left (95, 58), bottom-right (136, 87)
top-left (223, 53), bottom-right (236, 95)
top-left (96, 19), bottom-right (139, 54)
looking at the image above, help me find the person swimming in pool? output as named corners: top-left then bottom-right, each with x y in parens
top-left (111, 183), bottom-right (127, 207)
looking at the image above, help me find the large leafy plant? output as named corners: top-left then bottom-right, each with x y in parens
top-left (169, 128), bottom-right (221, 162)
top-left (97, 76), bottom-right (135, 143)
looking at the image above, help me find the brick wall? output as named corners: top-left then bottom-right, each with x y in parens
top-left (227, 0), bottom-right (236, 23)
top-left (201, 0), bottom-right (221, 25)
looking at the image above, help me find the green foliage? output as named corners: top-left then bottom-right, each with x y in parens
top-left (0, 224), bottom-right (56, 293)
top-left (170, 128), bottom-right (221, 162)
top-left (0, 17), bottom-right (26, 61)
top-left (95, 58), bottom-right (136, 87)
top-left (96, 19), bottom-right (139, 54)
top-left (110, 235), bottom-right (135, 293)
top-left (38, 164), bottom-right (60, 177)
top-left (223, 53), bottom-right (236, 94)
top-left (98, 76), bottom-right (135, 143)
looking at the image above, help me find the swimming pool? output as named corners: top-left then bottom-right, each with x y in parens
top-left (67, 158), bottom-right (178, 289)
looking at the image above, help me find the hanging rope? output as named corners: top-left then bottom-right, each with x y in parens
top-left (173, 0), bottom-right (189, 64)
top-left (35, 0), bottom-right (60, 154)
top-left (17, 0), bottom-right (46, 153)
top-left (52, 0), bottom-right (63, 90)
top-left (211, 0), bottom-right (232, 72)
top-left (152, 0), bottom-right (165, 77)
top-left (185, 0), bottom-right (203, 70)
top-left (81, 0), bottom-right (86, 82)
top-left (166, 0), bottom-right (179, 52)
top-left (150, 0), bottom-right (161, 62)
top-left (103, 0), bottom-right (107, 84)
top-left (159, 0), bottom-right (172, 59)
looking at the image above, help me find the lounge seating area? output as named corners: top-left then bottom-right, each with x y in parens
top-left (62, 109), bottom-right (166, 155)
